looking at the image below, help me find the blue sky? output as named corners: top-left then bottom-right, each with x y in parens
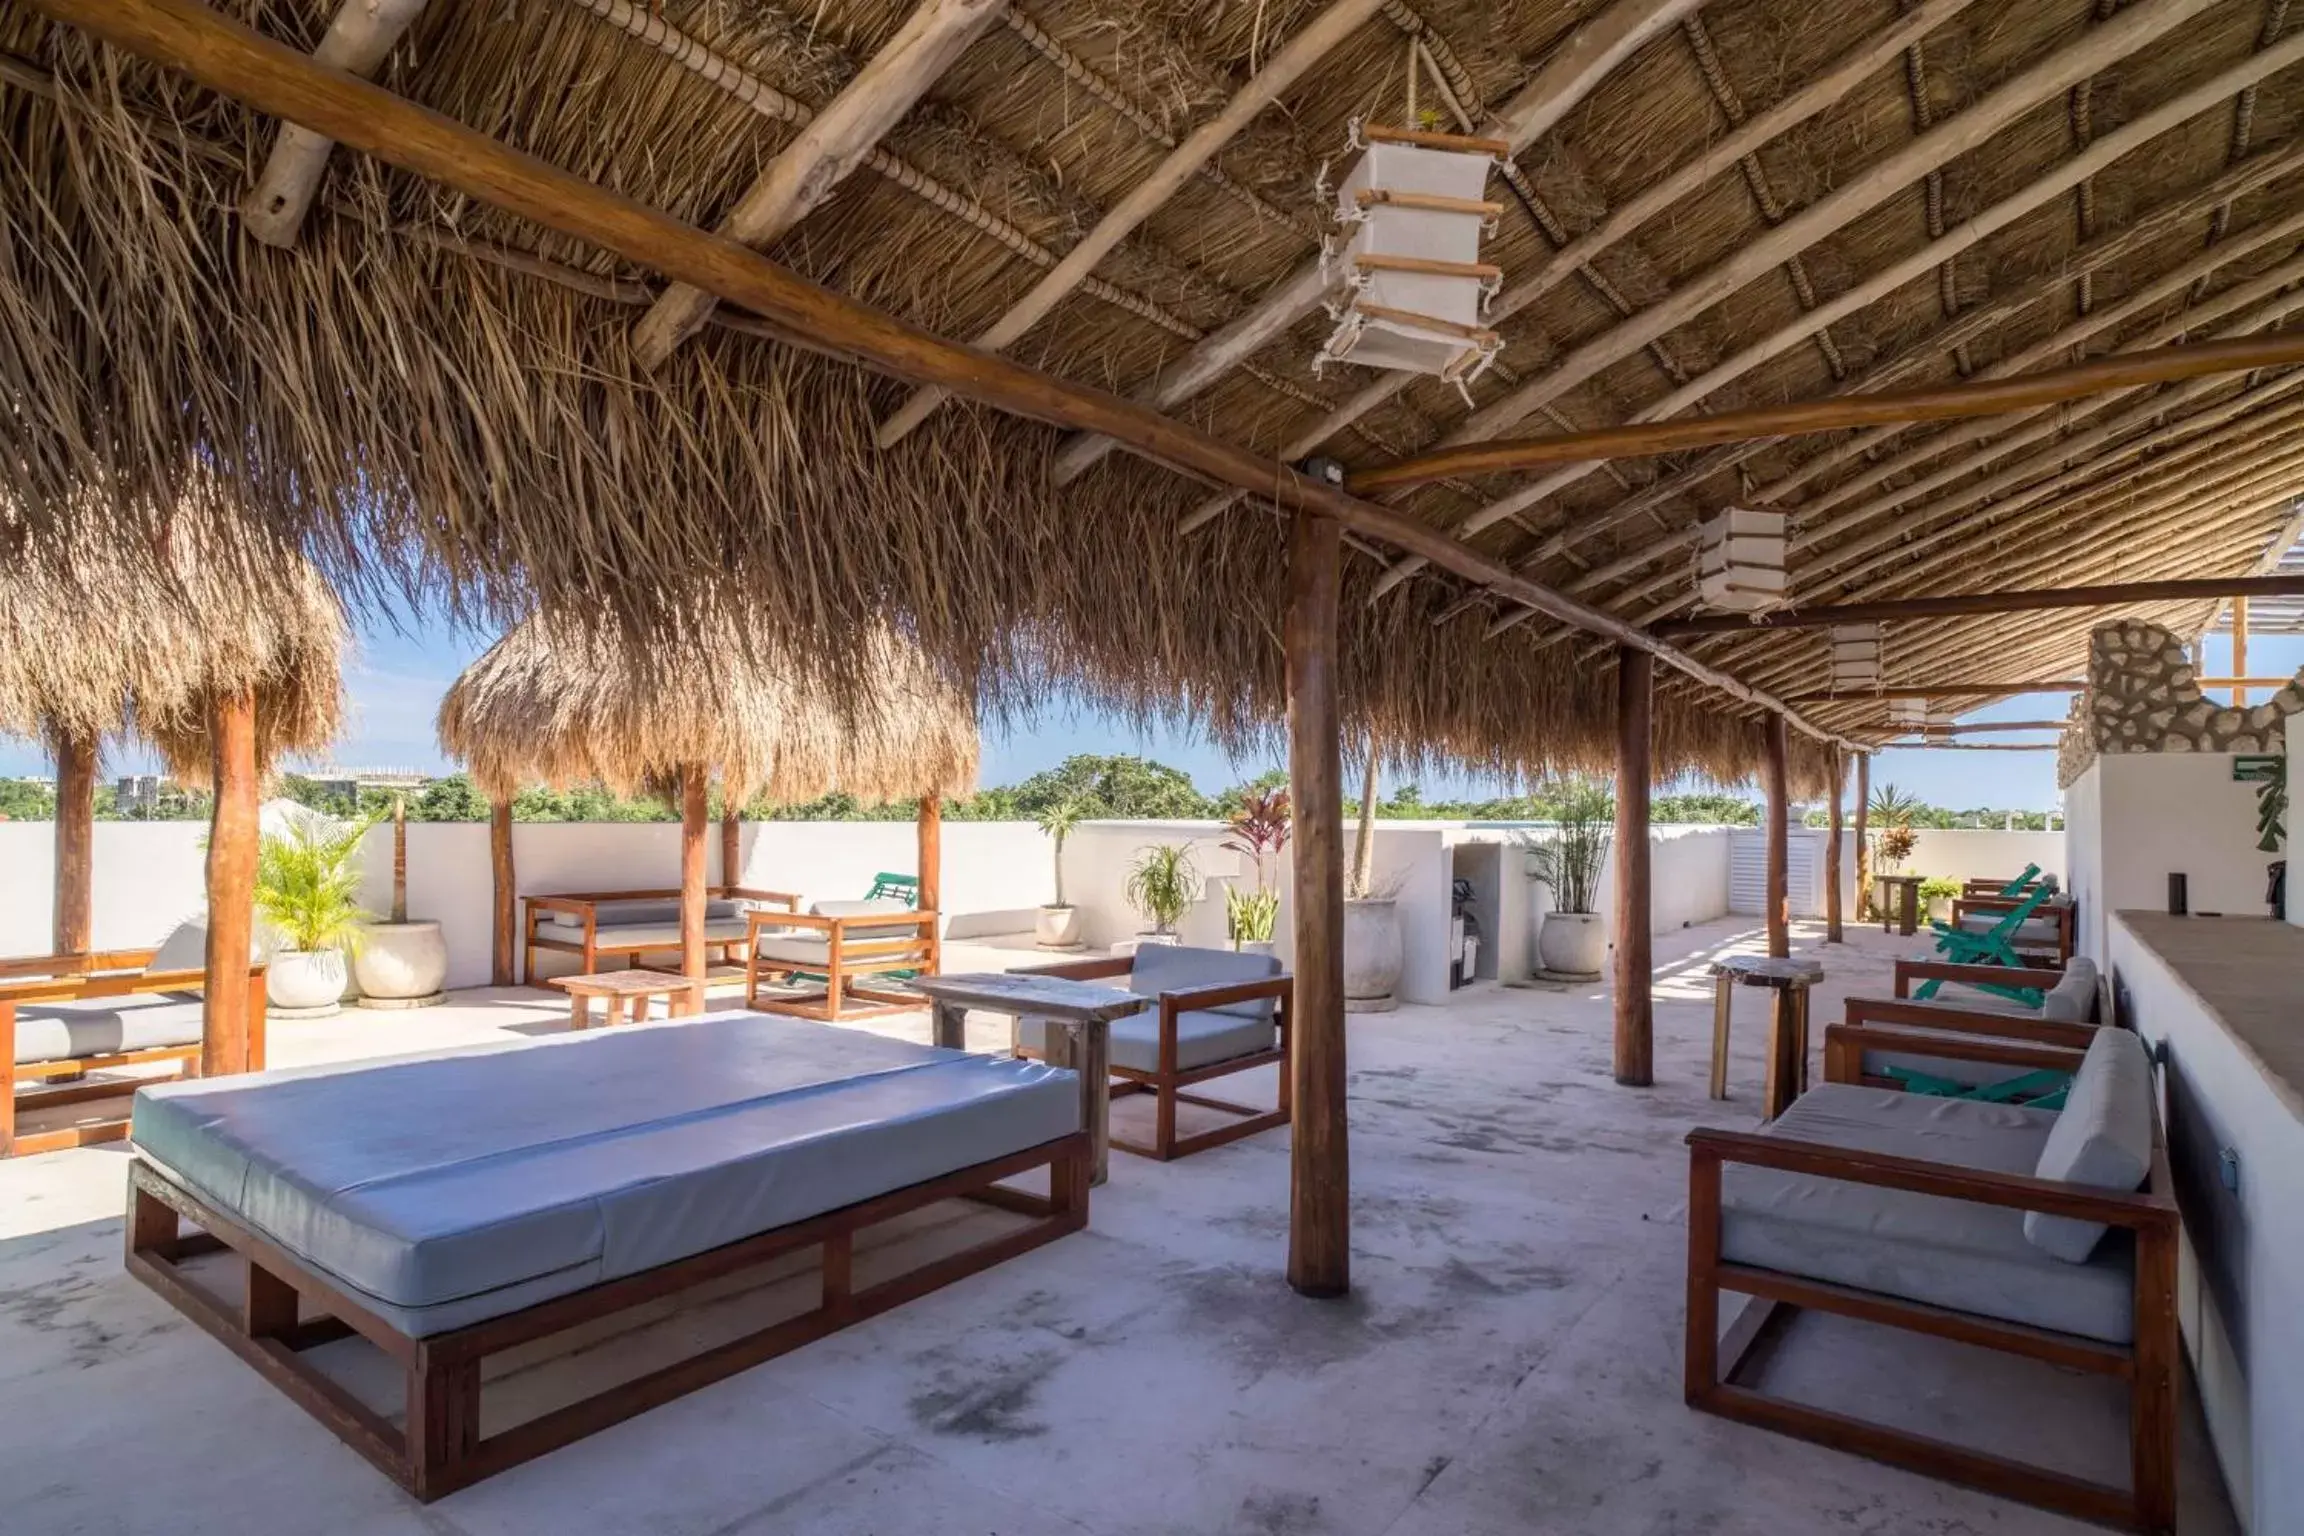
top-left (8, 610), bottom-right (2296, 811)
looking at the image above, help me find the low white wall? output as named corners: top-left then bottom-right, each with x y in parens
top-left (0, 822), bottom-right (212, 952)
top-left (2112, 915), bottom-right (2304, 1533)
top-left (1902, 828), bottom-right (2064, 889)
top-left (2064, 755), bottom-right (2279, 961)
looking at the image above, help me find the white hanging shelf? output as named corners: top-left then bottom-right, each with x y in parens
top-left (1315, 122), bottom-right (1507, 396)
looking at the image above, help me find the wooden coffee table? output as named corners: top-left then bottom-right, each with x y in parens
top-left (549, 970), bottom-right (699, 1030)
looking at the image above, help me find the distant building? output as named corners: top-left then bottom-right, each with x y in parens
top-left (114, 774), bottom-right (170, 815)
top-left (302, 765), bottom-right (435, 801)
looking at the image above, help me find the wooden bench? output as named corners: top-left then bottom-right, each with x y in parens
top-left (521, 885), bottom-right (798, 983)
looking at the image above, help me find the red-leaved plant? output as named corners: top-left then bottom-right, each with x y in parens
top-left (1224, 789), bottom-right (1292, 892)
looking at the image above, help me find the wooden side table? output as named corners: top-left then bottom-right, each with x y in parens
top-left (1707, 955), bottom-right (1824, 1119)
top-left (549, 971), bottom-right (699, 1031)
top-left (912, 972), bottom-right (1151, 1187)
top-left (1874, 874), bottom-right (1924, 937)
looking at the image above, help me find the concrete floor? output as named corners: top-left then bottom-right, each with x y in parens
top-left (0, 920), bottom-right (2239, 1535)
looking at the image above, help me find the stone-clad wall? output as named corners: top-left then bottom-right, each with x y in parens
top-left (2058, 620), bottom-right (2304, 786)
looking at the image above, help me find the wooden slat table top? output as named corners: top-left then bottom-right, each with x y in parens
top-left (548, 971), bottom-right (699, 998)
top-left (1707, 955), bottom-right (1825, 989)
top-left (912, 972), bottom-right (1151, 1022)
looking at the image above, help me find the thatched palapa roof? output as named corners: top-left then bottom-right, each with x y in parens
top-left (9, 0), bottom-right (2304, 789)
top-left (437, 607), bottom-right (980, 807)
top-left (0, 506), bottom-right (346, 778)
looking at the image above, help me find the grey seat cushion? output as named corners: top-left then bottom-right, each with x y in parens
top-left (2025, 1030), bottom-right (2155, 1262)
top-left (1720, 1084), bottom-right (2135, 1343)
top-left (535, 917), bottom-right (754, 948)
top-left (1954, 914), bottom-right (2061, 945)
top-left (1930, 954), bottom-right (2097, 1023)
top-left (754, 898), bottom-right (921, 966)
top-left (131, 1013), bottom-right (1079, 1336)
top-left (14, 993), bottom-right (203, 1064)
top-left (1127, 943), bottom-right (1283, 1021)
top-left (1017, 1007), bottom-right (1275, 1074)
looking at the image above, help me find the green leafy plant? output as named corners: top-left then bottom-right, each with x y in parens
top-left (1124, 842), bottom-right (1200, 934)
top-left (1516, 777), bottom-right (1613, 915)
top-left (1222, 787), bottom-right (1290, 947)
top-left (255, 812), bottom-right (377, 954)
top-left (1037, 800), bottom-right (1083, 907)
top-left (1867, 781), bottom-right (1923, 825)
top-left (1919, 875), bottom-right (1962, 903)
top-left (1225, 886), bottom-right (1282, 946)
top-left (1874, 822), bottom-right (1917, 873)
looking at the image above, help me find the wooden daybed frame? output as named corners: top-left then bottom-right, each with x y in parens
top-left (2, 949), bottom-right (266, 1158)
top-left (742, 906), bottom-right (940, 1022)
top-left (124, 1129), bottom-right (1089, 1501)
top-left (1013, 954), bottom-right (1294, 1161)
top-left (1687, 1027), bottom-right (2180, 1534)
top-left (521, 885), bottom-right (799, 983)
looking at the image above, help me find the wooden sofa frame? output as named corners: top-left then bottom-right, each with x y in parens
top-left (1014, 955), bottom-right (1293, 1161)
top-left (1948, 893), bottom-right (2075, 966)
top-left (743, 907), bottom-right (940, 1022)
top-left (1687, 1037), bottom-right (2180, 1534)
top-left (1824, 1001), bottom-right (2095, 1092)
top-left (124, 1130), bottom-right (1090, 1501)
top-left (2, 949), bottom-right (267, 1158)
top-left (521, 885), bottom-right (799, 984)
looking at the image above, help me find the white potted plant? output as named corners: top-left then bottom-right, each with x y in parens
top-left (1034, 800), bottom-right (1085, 950)
top-left (1124, 841), bottom-right (1199, 947)
top-left (1344, 747), bottom-right (1402, 1011)
top-left (1222, 786), bottom-right (1289, 955)
top-left (255, 810), bottom-right (375, 1018)
top-left (1523, 777), bottom-right (1612, 979)
top-left (355, 795), bottom-right (449, 1008)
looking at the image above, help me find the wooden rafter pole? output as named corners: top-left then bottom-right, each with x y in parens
top-left (1612, 646), bottom-right (1653, 1086)
top-left (875, 0), bottom-right (1388, 447)
top-left (202, 686), bottom-right (259, 1077)
top-left (1823, 747), bottom-right (1843, 946)
top-left (917, 793), bottom-right (942, 922)
top-left (632, 0), bottom-right (1009, 368)
top-left (38, 0), bottom-right (1866, 753)
top-left (721, 802), bottom-right (743, 888)
top-left (51, 728), bottom-right (95, 955)
top-left (678, 762), bottom-right (708, 1015)
top-left (1047, 0), bottom-right (1705, 486)
top-left (1286, 510), bottom-right (1349, 1299)
top-left (1362, 0), bottom-right (2228, 593)
top-left (1852, 753), bottom-right (1869, 925)
top-left (2230, 597), bottom-right (2250, 706)
top-left (1763, 715), bottom-right (1788, 960)
top-left (239, 0), bottom-right (428, 247)
top-left (1660, 575), bottom-right (2304, 635)
top-left (1789, 684), bottom-right (2084, 702)
top-left (490, 795), bottom-right (515, 988)
top-left (1350, 333), bottom-right (2304, 491)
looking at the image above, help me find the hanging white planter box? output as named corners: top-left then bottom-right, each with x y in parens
top-left (1827, 623), bottom-right (1882, 691)
top-left (1694, 508), bottom-right (1788, 612)
top-left (1317, 124), bottom-right (1506, 390)
top-left (1889, 698), bottom-right (1928, 729)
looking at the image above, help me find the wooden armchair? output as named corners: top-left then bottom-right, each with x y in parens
top-left (3, 947), bottom-right (268, 1158)
top-left (744, 904), bottom-right (938, 1021)
top-left (1947, 891), bottom-right (2074, 965)
top-left (1015, 948), bottom-right (1292, 1161)
top-left (1825, 1000), bottom-right (2094, 1093)
top-left (522, 885), bottom-right (800, 982)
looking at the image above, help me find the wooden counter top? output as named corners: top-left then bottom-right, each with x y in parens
top-left (2116, 910), bottom-right (2304, 1116)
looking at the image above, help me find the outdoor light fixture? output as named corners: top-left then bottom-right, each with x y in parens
top-left (1694, 507), bottom-right (1789, 613)
top-left (1827, 624), bottom-right (1882, 691)
top-left (1314, 120), bottom-right (1507, 400)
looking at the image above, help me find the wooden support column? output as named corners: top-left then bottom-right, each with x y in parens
top-left (1853, 753), bottom-right (1870, 922)
top-left (1612, 646), bottom-right (1653, 1087)
top-left (916, 793), bottom-right (942, 915)
top-left (489, 797), bottom-right (515, 987)
top-left (1824, 748), bottom-right (1845, 945)
top-left (720, 804), bottom-right (743, 887)
top-left (1286, 509), bottom-right (1349, 1299)
top-left (679, 763), bottom-right (708, 1014)
top-left (202, 687), bottom-right (259, 1077)
top-left (1764, 716), bottom-right (1790, 960)
top-left (2231, 596), bottom-right (2249, 705)
top-left (51, 729), bottom-right (95, 956)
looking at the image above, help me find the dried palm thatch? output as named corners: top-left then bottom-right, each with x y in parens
top-left (10, 0), bottom-right (2281, 791)
top-left (437, 604), bottom-right (980, 807)
top-left (0, 498), bottom-right (346, 778)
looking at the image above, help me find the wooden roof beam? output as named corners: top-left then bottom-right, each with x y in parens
top-left (872, 0), bottom-right (1391, 447)
top-left (31, 0), bottom-right (1866, 756)
top-left (1045, 0), bottom-right (1708, 486)
top-left (1656, 575), bottom-right (2304, 634)
top-left (239, 0), bottom-right (428, 247)
top-left (631, 0), bottom-right (1010, 370)
top-left (1787, 684), bottom-right (2084, 702)
top-left (1361, 0), bottom-right (2241, 592)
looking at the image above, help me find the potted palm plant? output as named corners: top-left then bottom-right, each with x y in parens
top-left (1124, 842), bottom-right (1199, 946)
top-left (1034, 800), bottom-right (1086, 950)
top-left (355, 795), bottom-right (449, 1008)
top-left (1521, 777), bottom-right (1613, 978)
top-left (256, 809), bottom-right (376, 1018)
top-left (1222, 787), bottom-right (1289, 954)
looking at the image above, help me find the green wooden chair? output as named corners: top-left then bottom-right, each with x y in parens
top-left (1993, 862), bottom-right (2042, 897)
top-left (1913, 886), bottom-right (2054, 1008)
top-left (1882, 1062), bottom-right (2071, 1110)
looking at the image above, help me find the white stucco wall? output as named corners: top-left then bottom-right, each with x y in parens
top-left (2112, 914), bottom-right (2304, 1534)
top-left (2065, 765), bottom-right (2107, 959)
top-left (1902, 828), bottom-right (2064, 889)
top-left (2062, 755), bottom-right (2280, 962)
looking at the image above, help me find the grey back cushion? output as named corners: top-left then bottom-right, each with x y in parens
top-left (2025, 1029), bottom-right (2154, 1262)
top-left (1128, 943), bottom-right (1282, 1020)
top-left (145, 921), bottom-right (209, 975)
top-left (812, 897), bottom-right (919, 940)
top-left (2040, 955), bottom-right (2099, 1024)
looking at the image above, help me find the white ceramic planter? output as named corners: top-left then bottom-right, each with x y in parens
top-left (268, 948), bottom-right (348, 1017)
top-left (1344, 898), bottom-right (1402, 1012)
top-left (1537, 910), bottom-right (1606, 978)
top-left (355, 920), bottom-right (448, 1008)
top-left (1234, 938), bottom-right (1277, 957)
top-left (1035, 905), bottom-right (1084, 950)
